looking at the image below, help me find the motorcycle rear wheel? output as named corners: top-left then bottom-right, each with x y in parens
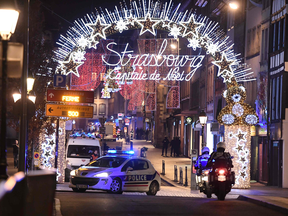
top-left (217, 182), bottom-right (226, 201)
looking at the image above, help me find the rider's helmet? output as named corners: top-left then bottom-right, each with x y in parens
top-left (201, 146), bottom-right (210, 155)
top-left (216, 142), bottom-right (226, 152)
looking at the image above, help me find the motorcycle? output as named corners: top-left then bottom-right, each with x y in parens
top-left (196, 168), bottom-right (212, 198)
top-left (208, 159), bottom-right (235, 200)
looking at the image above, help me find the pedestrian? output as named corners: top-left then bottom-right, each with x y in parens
top-left (13, 140), bottom-right (19, 168)
top-left (90, 149), bottom-right (99, 162)
top-left (170, 137), bottom-right (176, 157)
top-left (175, 137), bottom-right (181, 157)
top-left (161, 137), bottom-right (169, 156)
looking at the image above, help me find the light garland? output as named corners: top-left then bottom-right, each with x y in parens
top-left (226, 126), bottom-right (251, 188)
top-left (53, 0), bottom-right (256, 87)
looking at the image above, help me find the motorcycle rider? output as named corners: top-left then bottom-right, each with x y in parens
top-left (206, 142), bottom-right (233, 168)
top-left (195, 146), bottom-right (210, 174)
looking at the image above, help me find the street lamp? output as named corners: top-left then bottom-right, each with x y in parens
top-left (199, 109), bottom-right (207, 148)
top-left (229, 1), bottom-right (239, 10)
top-left (0, 0), bottom-right (19, 180)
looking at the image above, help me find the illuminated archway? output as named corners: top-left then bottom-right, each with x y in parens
top-left (52, 0), bottom-right (258, 188)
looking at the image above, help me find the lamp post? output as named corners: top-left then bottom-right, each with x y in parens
top-left (0, 1), bottom-right (19, 180)
top-left (199, 109), bottom-right (207, 148)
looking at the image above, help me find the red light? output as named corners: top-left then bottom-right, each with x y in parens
top-left (219, 169), bottom-right (225, 175)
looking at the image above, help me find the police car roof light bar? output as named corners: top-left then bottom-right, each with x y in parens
top-left (107, 150), bottom-right (134, 155)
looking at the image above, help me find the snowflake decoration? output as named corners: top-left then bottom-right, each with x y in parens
top-left (115, 18), bottom-right (129, 33)
top-left (206, 42), bottom-right (219, 55)
top-left (168, 24), bottom-right (182, 39)
top-left (187, 37), bottom-right (200, 51)
top-left (77, 36), bottom-right (89, 48)
top-left (73, 50), bottom-right (86, 62)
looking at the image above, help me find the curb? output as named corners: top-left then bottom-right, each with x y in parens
top-left (237, 195), bottom-right (288, 215)
top-left (54, 198), bottom-right (63, 216)
top-left (160, 174), bottom-right (191, 190)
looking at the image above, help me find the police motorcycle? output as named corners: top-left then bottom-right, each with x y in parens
top-left (207, 157), bottom-right (235, 200)
top-left (195, 147), bottom-right (212, 198)
top-left (196, 168), bottom-right (212, 198)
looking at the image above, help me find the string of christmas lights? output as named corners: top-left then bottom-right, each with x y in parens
top-left (53, 0), bottom-right (256, 85)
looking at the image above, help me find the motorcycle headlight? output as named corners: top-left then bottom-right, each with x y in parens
top-left (94, 172), bottom-right (112, 178)
top-left (70, 170), bottom-right (77, 176)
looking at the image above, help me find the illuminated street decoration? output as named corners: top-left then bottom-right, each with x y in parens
top-left (218, 78), bottom-right (258, 188)
top-left (218, 78), bottom-right (258, 126)
top-left (39, 120), bottom-right (66, 183)
top-left (225, 126), bottom-right (251, 188)
top-left (54, 0), bottom-right (256, 85)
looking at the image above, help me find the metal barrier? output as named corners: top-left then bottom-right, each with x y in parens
top-left (174, 165), bottom-right (178, 182)
top-left (184, 166), bottom-right (188, 186)
top-left (179, 167), bottom-right (183, 185)
top-left (162, 160), bottom-right (165, 175)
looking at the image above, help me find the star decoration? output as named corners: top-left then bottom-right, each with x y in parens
top-left (126, 14), bottom-right (136, 26)
top-left (236, 145), bottom-right (243, 152)
top-left (180, 14), bottom-right (203, 37)
top-left (240, 157), bottom-right (246, 162)
top-left (115, 18), bottom-right (129, 33)
top-left (49, 140), bottom-right (55, 146)
top-left (223, 73), bottom-right (234, 83)
top-left (87, 16), bottom-right (110, 39)
top-left (240, 172), bottom-right (246, 178)
top-left (168, 24), bottom-right (182, 39)
top-left (45, 151), bottom-right (51, 157)
top-left (136, 13), bottom-right (160, 36)
top-left (236, 130), bottom-right (246, 141)
top-left (162, 18), bottom-right (172, 28)
top-left (59, 54), bottom-right (84, 77)
top-left (212, 53), bottom-right (235, 77)
top-left (88, 38), bottom-right (99, 49)
top-left (200, 34), bottom-right (210, 45)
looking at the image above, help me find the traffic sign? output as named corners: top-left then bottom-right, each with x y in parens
top-left (47, 89), bottom-right (94, 103)
top-left (34, 152), bottom-right (40, 160)
top-left (53, 75), bottom-right (66, 87)
top-left (45, 104), bottom-right (93, 118)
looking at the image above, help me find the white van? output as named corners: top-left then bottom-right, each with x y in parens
top-left (66, 133), bottom-right (101, 171)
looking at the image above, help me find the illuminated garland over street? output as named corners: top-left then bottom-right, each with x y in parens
top-left (54, 0), bottom-right (256, 87)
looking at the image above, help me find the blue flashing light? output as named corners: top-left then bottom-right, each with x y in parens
top-left (108, 150), bottom-right (117, 154)
top-left (123, 150), bottom-right (134, 155)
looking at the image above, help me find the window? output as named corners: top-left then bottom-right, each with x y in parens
top-left (94, 104), bottom-right (97, 115)
top-left (99, 104), bottom-right (106, 115)
top-left (89, 157), bottom-right (127, 168)
top-left (121, 159), bottom-right (149, 172)
top-left (271, 76), bottom-right (283, 121)
top-left (67, 145), bottom-right (100, 158)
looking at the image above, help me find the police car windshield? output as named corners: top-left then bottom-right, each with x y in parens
top-left (88, 157), bottom-right (127, 168)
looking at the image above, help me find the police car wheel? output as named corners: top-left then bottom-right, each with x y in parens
top-left (146, 181), bottom-right (158, 196)
top-left (110, 178), bottom-right (122, 194)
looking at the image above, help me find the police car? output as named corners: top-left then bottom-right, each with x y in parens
top-left (69, 150), bottom-right (161, 195)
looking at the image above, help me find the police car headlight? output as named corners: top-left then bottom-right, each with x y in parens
top-left (70, 170), bottom-right (77, 176)
top-left (94, 172), bottom-right (112, 178)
